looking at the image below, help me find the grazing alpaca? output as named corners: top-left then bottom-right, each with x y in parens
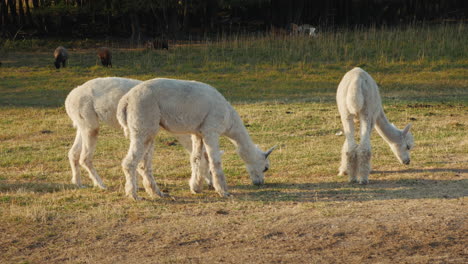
top-left (54, 46), bottom-right (68, 69)
top-left (298, 24), bottom-right (317, 37)
top-left (65, 77), bottom-right (211, 190)
top-left (117, 78), bottom-right (276, 200)
top-left (97, 47), bottom-right (112, 67)
top-left (146, 39), bottom-right (169, 50)
top-left (289, 23), bottom-right (317, 37)
top-left (289, 23), bottom-right (300, 35)
top-left (336, 68), bottom-right (414, 184)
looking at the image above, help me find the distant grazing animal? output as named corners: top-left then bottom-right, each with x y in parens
top-left (289, 23), bottom-right (317, 37)
top-left (298, 24), bottom-right (317, 37)
top-left (54, 46), bottom-right (68, 69)
top-left (146, 39), bottom-right (169, 50)
top-left (269, 25), bottom-right (288, 37)
top-left (97, 47), bottom-right (112, 67)
top-left (65, 77), bottom-right (212, 191)
top-left (336, 67), bottom-right (414, 184)
top-left (288, 23), bottom-right (300, 35)
top-left (117, 78), bottom-right (276, 200)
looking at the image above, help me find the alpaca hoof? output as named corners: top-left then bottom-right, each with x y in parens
top-left (127, 194), bottom-right (142, 201)
top-left (94, 183), bottom-right (107, 190)
top-left (338, 170), bottom-right (348, 176)
top-left (217, 191), bottom-right (231, 198)
top-left (157, 191), bottom-right (170, 198)
top-left (348, 178), bottom-right (358, 183)
top-left (359, 179), bottom-right (369, 185)
top-left (189, 182), bottom-right (203, 194)
top-left (190, 188), bottom-right (202, 194)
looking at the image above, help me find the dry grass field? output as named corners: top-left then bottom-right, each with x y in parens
top-left (0, 25), bottom-right (467, 263)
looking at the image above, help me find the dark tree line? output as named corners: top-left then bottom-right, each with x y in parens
top-left (0, 0), bottom-right (466, 40)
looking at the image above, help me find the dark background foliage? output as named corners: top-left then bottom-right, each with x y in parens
top-left (0, 0), bottom-right (466, 40)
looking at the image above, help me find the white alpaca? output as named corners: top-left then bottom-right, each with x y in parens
top-left (298, 24), bottom-right (317, 37)
top-left (65, 77), bottom-right (211, 191)
top-left (336, 68), bottom-right (414, 184)
top-left (117, 78), bottom-right (276, 200)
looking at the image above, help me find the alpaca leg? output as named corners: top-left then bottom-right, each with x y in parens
top-left (358, 145), bottom-right (371, 185)
top-left (339, 116), bottom-right (358, 182)
top-left (202, 134), bottom-right (229, 197)
top-left (338, 139), bottom-right (348, 176)
top-left (137, 139), bottom-right (167, 198)
top-left (347, 145), bottom-right (359, 183)
top-left (122, 135), bottom-right (148, 200)
top-left (189, 134), bottom-right (205, 194)
top-left (69, 130), bottom-right (82, 187)
top-left (173, 133), bottom-right (212, 185)
top-left (79, 128), bottom-right (106, 189)
top-left (358, 117), bottom-right (374, 185)
top-left (201, 151), bottom-right (213, 188)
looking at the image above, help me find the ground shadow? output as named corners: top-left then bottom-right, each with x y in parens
top-left (157, 173), bottom-right (467, 204)
top-left (231, 176), bottom-right (467, 203)
top-left (372, 168), bottom-right (468, 174)
top-left (0, 181), bottom-right (78, 193)
top-left (1, 169), bottom-right (466, 204)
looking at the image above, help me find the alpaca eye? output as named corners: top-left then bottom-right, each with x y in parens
top-left (406, 145), bottom-right (411, 150)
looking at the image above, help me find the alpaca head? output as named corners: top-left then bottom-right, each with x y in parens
top-left (389, 124), bottom-right (414, 165)
top-left (246, 146), bottom-right (276, 185)
top-left (54, 60), bottom-right (61, 69)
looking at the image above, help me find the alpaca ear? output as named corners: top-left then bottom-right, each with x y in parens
top-left (265, 145), bottom-right (277, 158)
top-left (402, 123), bottom-right (412, 136)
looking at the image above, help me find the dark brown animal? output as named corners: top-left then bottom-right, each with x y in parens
top-left (97, 47), bottom-right (112, 67)
top-left (54, 46), bottom-right (68, 69)
top-left (146, 39), bottom-right (169, 50)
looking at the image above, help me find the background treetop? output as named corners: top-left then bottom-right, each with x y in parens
top-left (0, 0), bottom-right (466, 40)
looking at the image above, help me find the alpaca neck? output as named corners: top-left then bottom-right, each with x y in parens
top-left (225, 110), bottom-right (261, 163)
top-left (375, 109), bottom-right (401, 144)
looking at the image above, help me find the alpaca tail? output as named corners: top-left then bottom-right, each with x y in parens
top-left (116, 95), bottom-right (130, 138)
top-left (346, 72), bottom-right (365, 115)
top-left (64, 89), bottom-right (78, 128)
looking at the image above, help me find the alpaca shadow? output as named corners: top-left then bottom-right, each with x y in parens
top-left (148, 167), bottom-right (468, 204)
top-left (233, 177), bottom-right (468, 203)
top-left (0, 181), bottom-right (79, 193)
top-left (372, 168), bottom-right (468, 174)
top-left (0, 180), bottom-right (230, 205)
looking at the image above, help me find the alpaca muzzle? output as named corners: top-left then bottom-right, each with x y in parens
top-left (252, 178), bottom-right (264, 185)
